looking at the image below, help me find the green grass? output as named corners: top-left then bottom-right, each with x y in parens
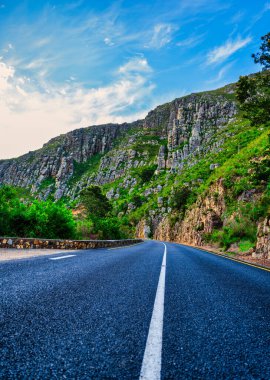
top-left (238, 240), bottom-right (255, 252)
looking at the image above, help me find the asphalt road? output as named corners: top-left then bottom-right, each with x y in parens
top-left (0, 241), bottom-right (269, 379)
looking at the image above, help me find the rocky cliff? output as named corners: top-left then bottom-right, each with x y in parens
top-left (151, 179), bottom-right (226, 245)
top-left (0, 82), bottom-right (269, 258)
top-left (0, 121), bottom-right (141, 199)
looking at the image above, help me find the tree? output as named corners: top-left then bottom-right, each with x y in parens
top-left (79, 186), bottom-right (128, 240)
top-left (236, 71), bottom-right (270, 125)
top-left (172, 186), bottom-right (191, 213)
top-left (80, 185), bottom-right (112, 218)
top-left (236, 32), bottom-right (270, 125)
top-left (139, 166), bottom-right (156, 183)
top-left (252, 32), bottom-right (270, 70)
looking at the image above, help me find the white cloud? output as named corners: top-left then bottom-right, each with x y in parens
top-left (0, 60), bottom-right (14, 90)
top-left (147, 23), bottom-right (177, 49)
top-left (176, 34), bottom-right (205, 48)
top-left (207, 62), bottom-right (233, 83)
top-left (104, 37), bottom-right (114, 46)
top-left (0, 57), bottom-right (154, 159)
top-left (2, 43), bottom-right (14, 53)
top-left (207, 36), bottom-right (251, 65)
top-left (34, 37), bottom-right (51, 48)
top-left (118, 57), bottom-right (152, 74)
top-left (229, 11), bottom-right (245, 24)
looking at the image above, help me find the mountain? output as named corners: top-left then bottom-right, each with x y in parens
top-left (0, 80), bottom-right (269, 259)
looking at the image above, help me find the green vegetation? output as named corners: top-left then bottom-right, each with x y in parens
top-left (236, 32), bottom-right (270, 126)
top-left (138, 165), bottom-right (157, 183)
top-left (39, 176), bottom-right (55, 191)
top-left (69, 153), bottom-right (104, 186)
top-left (171, 187), bottom-right (192, 215)
top-left (236, 71), bottom-right (270, 125)
top-left (252, 32), bottom-right (270, 69)
top-left (78, 185), bottom-right (130, 239)
top-left (0, 185), bottom-right (76, 239)
top-left (80, 185), bottom-right (112, 217)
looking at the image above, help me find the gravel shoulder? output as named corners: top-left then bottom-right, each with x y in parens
top-left (0, 248), bottom-right (78, 261)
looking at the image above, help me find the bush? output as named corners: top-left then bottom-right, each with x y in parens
top-left (172, 187), bottom-right (192, 213)
top-left (80, 185), bottom-right (112, 217)
top-left (207, 217), bottom-right (257, 250)
top-left (26, 200), bottom-right (77, 239)
top-left (139, 166), bottom-right (156, 183)
top-left (0, 185), bottom-right (77, 239)
top-left (91, 216), bottom-right (129, 240)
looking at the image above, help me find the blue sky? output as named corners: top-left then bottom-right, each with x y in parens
top-left (0, 0), bottom-right (269, 158)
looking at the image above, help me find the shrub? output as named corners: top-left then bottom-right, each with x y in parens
top-left (0, 186), bottom-right (77, 239)
top-left (172, 187), bottom-right (192, 213)
top-left (91, 216), bottom-right (129, 240)
top-left (139, 166), bottom-right (156, 183)
top-left (80, 185), bottom-right (112, 217)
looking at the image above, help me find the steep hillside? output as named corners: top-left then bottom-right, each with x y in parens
top-left (0, 80), bottom-right (269, 258)
top-left (0, 121), bottom-right (142, 200)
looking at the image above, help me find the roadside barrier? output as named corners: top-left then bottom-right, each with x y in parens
top-left (0, 237), bottom-right (143, 250)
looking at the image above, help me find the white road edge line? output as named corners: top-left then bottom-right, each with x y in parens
top-left (108, 242), bottom-right (144, 250)
top-left (139, 242), bottom-right (167, 380)
top-left (49, 255), bottom-right (76, 260)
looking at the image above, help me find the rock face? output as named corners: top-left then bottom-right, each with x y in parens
top-left (0, 122), bottom-right (141, 199)
top-left (153, 179), bottom-right (226, 245)
top-left (167, 95), bottom-right (236, 170)
top-left (254, 216), bottom-right (270, 259)
top-left (0, 92), bottom-right (237, 200)
top-left (0, 81), bottom-right (268, 259)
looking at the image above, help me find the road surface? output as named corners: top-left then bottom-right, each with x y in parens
top-left (0, 240), bottom-right (269, 379)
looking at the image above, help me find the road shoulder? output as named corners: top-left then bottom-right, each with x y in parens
top-left (0, 248), bottom-right (78, 261)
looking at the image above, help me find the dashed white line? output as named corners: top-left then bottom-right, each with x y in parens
top-left (49, 255), bottom-right (76, 260)
top-left (139, 242), bottom-right (167, 380)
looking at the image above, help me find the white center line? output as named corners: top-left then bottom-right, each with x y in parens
top-left (140, 242), bottom-right (167, 380)
top-left (49, 255), bottom-right (76, 260)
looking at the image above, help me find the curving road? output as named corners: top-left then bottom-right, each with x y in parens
top-left (0, 241), bottom-right (269, 379)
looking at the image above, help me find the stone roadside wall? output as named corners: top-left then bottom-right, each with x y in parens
top-left (0, 237), bottom-right (143, 250)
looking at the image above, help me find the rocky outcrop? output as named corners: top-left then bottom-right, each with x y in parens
top-left (254, 216), bottom-right (270, 259)
top-left (0, 90), bottom-right (237, 200)
top-left (136, 219), bottom-right (151, 239)
top-left (153, 179), bottom-right (226, 245)
top-left (165, 94), bottom-right (236, 170)
top-left (0, 122), bottom-right (141, 199)
top-left (157, 145), bottom-right (167, 170)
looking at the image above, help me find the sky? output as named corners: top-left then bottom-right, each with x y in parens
top-left (0, 0), bottom-right (269, 159)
